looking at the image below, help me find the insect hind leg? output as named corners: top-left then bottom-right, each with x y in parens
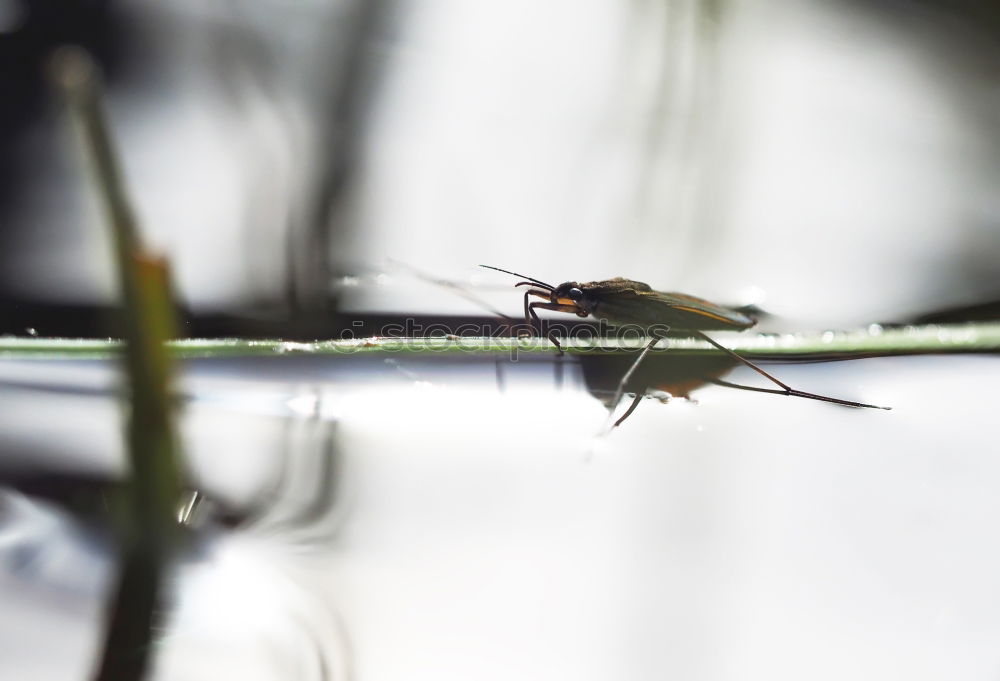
top-left (694, 331), bottom-right (890, 410)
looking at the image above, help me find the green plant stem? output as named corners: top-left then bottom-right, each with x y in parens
top-left (52, 46), bottom-right (184, 681)
top-left (1, 322), bottom-right (998, 360)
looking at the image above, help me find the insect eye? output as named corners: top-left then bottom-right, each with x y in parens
top-left (568, 287), bottom-right (584, 302)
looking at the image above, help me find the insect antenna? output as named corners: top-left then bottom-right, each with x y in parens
top-left (389, 259), bottom-right (518, 320)
top-left (479, 265), bottom-right (555, 291)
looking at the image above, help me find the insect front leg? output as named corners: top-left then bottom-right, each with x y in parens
top-left (526, 301), bottom-right (580, 352)
top-left (518, 287), bottom-right (552, 340)
top-left (522, 288), bottom-right (540, 337)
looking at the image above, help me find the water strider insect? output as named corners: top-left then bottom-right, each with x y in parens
top-left (480, 265), bottom-right (890, 427)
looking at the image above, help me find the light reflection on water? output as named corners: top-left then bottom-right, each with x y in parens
top-left (0, 354), bottom-right (998, 680)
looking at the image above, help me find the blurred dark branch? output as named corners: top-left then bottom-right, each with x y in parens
top-left (289, 0), bottom-right (390, 315)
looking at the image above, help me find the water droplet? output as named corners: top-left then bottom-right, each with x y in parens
top-left (821, 331), bottom-right (835, 343)
top-left (867, 324), bottom-right (883, 336)
top-left (24, 328), bottom-right (37, 337)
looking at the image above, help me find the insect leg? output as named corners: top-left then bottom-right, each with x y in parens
top-left (494, 358), bottom-right (506, 393)
top-left (520, 290), bottom-right (559, 347)
top-left (522, 288), bottom-right (538, 335)
top-left (705, 378), bottom-right (788, 396)
top-left (527, 301), bottom-right (580, 352)
top-left (613, 392), bottom-right (647, 428)
top-left (694, 331), bottom-right (890, 410)
top-left (607, 335), bottom-right (661, 428)
top-left (522, 298), bottom-right (565, 385)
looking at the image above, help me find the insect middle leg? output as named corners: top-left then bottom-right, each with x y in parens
top-left (613, 392), bottom-right (648, 428)
top-left (607, 335), bottom-right (663, 428)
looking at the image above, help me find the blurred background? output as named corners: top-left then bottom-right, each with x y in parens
top-left (1, 1), bottom-right (1000, 680)
top-left (1, 0), bottom-right (998, 334)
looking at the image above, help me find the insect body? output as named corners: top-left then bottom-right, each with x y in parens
top-left (481, 265), bottom-right (889, 426)
top-left (537, 276), bottom-right (755, 333)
